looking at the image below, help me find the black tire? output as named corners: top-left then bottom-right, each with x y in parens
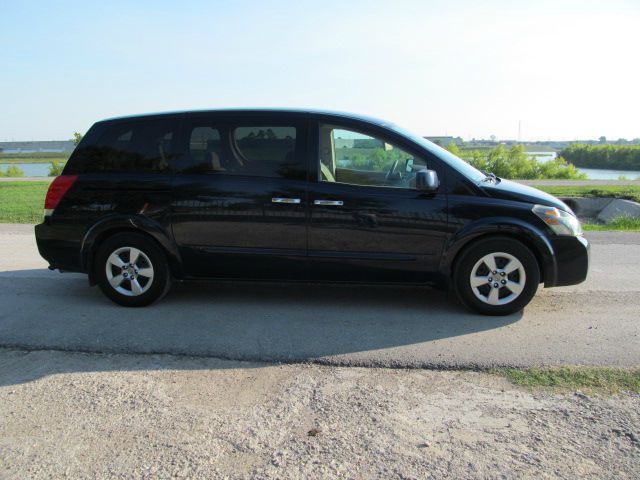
top-left (95, 232), bottom-right (171, 307)
top-left (453, 236), bottom-right (540, 316)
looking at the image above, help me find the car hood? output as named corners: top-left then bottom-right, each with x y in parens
top-left (480, 179), bottom-right (570, 211)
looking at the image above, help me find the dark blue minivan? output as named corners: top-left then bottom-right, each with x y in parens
top-left (35, 109), bottom-right (589, 315)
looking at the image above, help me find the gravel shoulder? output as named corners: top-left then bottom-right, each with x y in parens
top-left (1, 348), bottom-right (638, 479)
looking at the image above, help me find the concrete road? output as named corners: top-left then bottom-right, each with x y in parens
top-left (0, 224), bottom-right (638, 368)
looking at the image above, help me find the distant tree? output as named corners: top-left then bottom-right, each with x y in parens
top-left (560, 144), bottom-right (640, 170)
top-left (490, 135), bottom-right (496, 142)
top-left (446, 141), bottom-right (461, 156)
top-left (73, 132), bottom-right (83, 146)
top-left (457, 144), bottom-right (587, 180)
top-left (3, 165), bottom-right (25, 177)
top-left (598, 136), bottom-right (607, 144)
top-left (350, 153), bottom-right (367, 168)
top-left (48, 161), bottom-right (64, 176)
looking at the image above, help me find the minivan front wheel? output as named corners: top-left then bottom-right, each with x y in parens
top-left (454, 237), bottom-right (539, 316)
top-left (95, 233), bottom-right (171, 307)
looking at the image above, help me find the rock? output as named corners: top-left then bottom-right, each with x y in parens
top-left (560, 197), bottom-right (613, 218)
top-left (574, 391), bottom-right (589, 401)
top-left (597, 199), bottom-right (640, 223)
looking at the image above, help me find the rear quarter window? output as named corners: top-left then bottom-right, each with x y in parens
top-left (67, 118), bottom-right (179, 174)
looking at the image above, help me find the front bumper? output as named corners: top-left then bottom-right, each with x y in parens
top-left (546, 234), bottom-right (590, 287)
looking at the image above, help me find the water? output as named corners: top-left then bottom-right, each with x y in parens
top-left (0, 163), bottom-right (53, 177)
top-left (2, 158), bottom-right (640, 180)
top-left (578, 168), bottom-right (640, 180)
top-left (528, 152), bottom-right (640, 180)
top-left (528, 152), bottom-right (557, 162)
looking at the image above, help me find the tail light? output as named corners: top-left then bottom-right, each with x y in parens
top-left (44, 175), bottom-right (78, 216)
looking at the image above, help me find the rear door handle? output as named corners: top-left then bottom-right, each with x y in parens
top-left (271, 197), bottom-right (301, 204)
top-left (314, 199), bottom-right (344, 206)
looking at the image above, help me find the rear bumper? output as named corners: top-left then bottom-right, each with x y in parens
top-left (545, 234), bottom-right (590, 287)
top-left (35, 222), bottom-right (84, 273)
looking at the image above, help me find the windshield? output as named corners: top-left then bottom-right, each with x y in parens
top-left (390, 124), bottom-right (487, 183)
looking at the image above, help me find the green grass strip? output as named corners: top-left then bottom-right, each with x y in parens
top-left (0, 157), bottom-right (68, 164)
top-left (0, 181), bottom-right (49, 223)
top-left (2, 180), bottom-right (640, 227)
top-left (533, 184), bottom-right (640, 203)
top-left (493, 366), bottom-right (640, 395)
top-left (583, 217), bottom-right (640, 232)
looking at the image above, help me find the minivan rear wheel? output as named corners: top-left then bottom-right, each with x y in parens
top-left (454, 236), bottom-right (539, 316)
top-left (95, 232), bottom-right (171, 307)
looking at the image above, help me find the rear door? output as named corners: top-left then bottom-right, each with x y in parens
top-left (306, 121), bottom-right (448, 282)
top-left (170, 113), bottom-right (309, 279)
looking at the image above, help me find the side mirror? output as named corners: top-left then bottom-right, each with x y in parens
top-left (416, 169), bottom-right (439, 192)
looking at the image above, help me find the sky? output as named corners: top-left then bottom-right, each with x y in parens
top-left (1, 0), bottom-right (639, 141)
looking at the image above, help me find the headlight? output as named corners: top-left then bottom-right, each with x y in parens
top-left (532, 205), bottom-right (583, 236)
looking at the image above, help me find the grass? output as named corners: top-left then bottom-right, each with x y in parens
top-left (493, 366), bottom-right (640, 395)
top-left (0, 152), bottom-right (69, 164)
top-left (1, 180), bottom-right (639, 227)
top-left (0, 181), bottom-right (49, 223)
top-left (534, 185), bottom-right (640, 203)
top-left (582, 217), bottom-right (640, 232)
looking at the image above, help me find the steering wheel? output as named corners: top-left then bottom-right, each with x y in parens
top-left (384, 159), bottom-right (399, 184)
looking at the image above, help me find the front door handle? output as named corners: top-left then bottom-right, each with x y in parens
top-left (272, 197), bottom-right (301, 204)
top-left (314, 199), bottom-right (344, 206)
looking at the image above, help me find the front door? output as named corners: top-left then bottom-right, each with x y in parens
top-left (307, 122), bottom-right (448, 282)
top-left (171, 114), bottom-right (309, 279)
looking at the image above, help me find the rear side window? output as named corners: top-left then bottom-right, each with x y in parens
top-left (178, 121), bottom-right (304, 180)
top-left (68, 119), bottom-right (178, 174)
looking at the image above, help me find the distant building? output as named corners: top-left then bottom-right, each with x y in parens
top-left (334, 138), bottom-right (355, 149)
top-left (424, 136), bottom-right (464, 147)
top-left (0, 140), bottom-right (75, 154)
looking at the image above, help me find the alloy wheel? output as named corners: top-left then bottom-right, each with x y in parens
top-left (104, 246), bottom-right (155, 297)
top-left (469, 252), bottom-right (526, 306)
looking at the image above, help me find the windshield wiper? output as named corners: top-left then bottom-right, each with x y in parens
top-left (480, 172), bottom-right (498, 183)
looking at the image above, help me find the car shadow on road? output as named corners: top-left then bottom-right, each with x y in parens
top-left (0, 269), bottom-right (522, 386)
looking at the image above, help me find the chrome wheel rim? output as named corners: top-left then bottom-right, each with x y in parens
top-left (105, 247), bottom-right (154, 297)
top-left (470, 252), bottom-right (526, 306)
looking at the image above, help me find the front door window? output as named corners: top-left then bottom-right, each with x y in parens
top-left (319, 125), bottom-right (426, 189)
